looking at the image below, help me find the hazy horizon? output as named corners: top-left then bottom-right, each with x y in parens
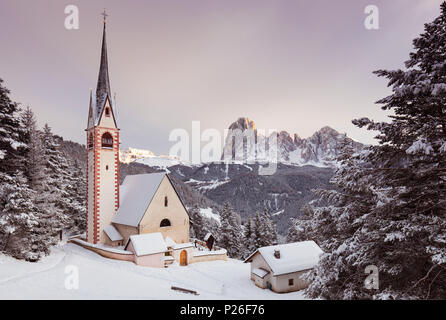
top-left (0, 0), bottom-right (444, 153)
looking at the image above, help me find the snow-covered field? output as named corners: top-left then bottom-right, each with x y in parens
top-left (0, 243), bottom-right (306, 300)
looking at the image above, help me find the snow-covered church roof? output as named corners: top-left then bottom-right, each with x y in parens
top-left (112, 173), bottom-right (166, 227)
top-left (244, 241), bottom-right (323, 275)
top-left (104, 225), bottom-right (123, 242)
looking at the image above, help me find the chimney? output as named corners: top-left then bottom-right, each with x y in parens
top-left (274, 249), bottom-right (280, 259)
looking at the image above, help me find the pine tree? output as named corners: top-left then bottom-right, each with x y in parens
top-left (37, 124), bottom-right (72, 236)
top-left (0, 172), bottom-right (54, 261)
top-left (21, 107), bottom-right (45, 189)
top-left (0, 78), bottom-right (26, 174)
top-left (0, 80), bottom-right (53, 261)
top-left (64, 159), bottom-right (86, 236)
top-left (218, 202), bottom-right (243, 258)
top-left (243, 217), bottom-right (256, 257)
top-left (249, 209), bottom-right (279, 250)
top-left (307, 3), bottom-right (446, 299)
top-left (251, 212), bottom-right (265, 249)
top-left (190, 204), bottom-right (205, 240)
top-left (262, 208), bottom-right (278, 246)
top-left (286, 206), bottom-right (318, 243)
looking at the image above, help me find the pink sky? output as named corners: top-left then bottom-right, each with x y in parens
top-left (0, 0), bottom-right (443, 153)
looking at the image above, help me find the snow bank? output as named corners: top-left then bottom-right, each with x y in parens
top-left (0, 244), bottom-right (307, 299)
top-left (70, 238), bottom-right (133, 255)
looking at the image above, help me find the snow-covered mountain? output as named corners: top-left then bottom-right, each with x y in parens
top-left (120, 147), bottom-right (190, 169)
top-left (119, 147), bottom-right (155, 163)
top-left (222, 117), bottom-right (364, 166)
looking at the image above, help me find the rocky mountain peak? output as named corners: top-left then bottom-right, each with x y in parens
top-left (223, 118), bottom-right (364, 166)
top-left (228, 117), bottom-right (256, 131)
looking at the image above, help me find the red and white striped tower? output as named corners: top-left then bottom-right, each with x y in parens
top-left (86, 11), bottom-right (120, 244)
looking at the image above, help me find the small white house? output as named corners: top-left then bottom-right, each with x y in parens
top-left (244, 241), bottom-right (323, 293)
top-left (125, 232), bottom-right (168, 267)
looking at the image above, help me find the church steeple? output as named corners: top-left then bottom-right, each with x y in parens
top-left (86, 10), bottom-right (120, 245)
top-left (96, 9), bottom-right (112, 118)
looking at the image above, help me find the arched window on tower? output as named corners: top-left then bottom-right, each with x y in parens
top-left (101, 132), bottom-right (113, 148)
top-left (160, 219), bottom-right (171, 228)
top-left (88, 132), bottom-right (93, 149)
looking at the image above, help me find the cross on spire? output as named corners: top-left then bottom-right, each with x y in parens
top-left (101, 9), bottom-right (108, 23)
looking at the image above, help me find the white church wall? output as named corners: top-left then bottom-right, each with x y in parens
top-left (139, 176), bottom-right (190, 244)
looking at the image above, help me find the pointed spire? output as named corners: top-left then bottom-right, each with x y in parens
top-left (96, 9), bottom-right (112, 118)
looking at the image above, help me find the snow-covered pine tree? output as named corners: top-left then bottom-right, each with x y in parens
top-left (305, 136), bottom-right (381, 299)
top-left (250, 209), bottom-right (279, 249)
top-left (243, 216), bottom-right (256, 257)
top-left (21, 107), bottom-right (45, 189)
top-left (262, 208), bottom-right (278, 246)
top-left (0, 78), bottom-right (26, 174)
top-left (286, 203), bottom-right (337, 244)
top-left (307, 3), bottom-right (446, 299)
top-left (63, 159), bottom-right (86, 236)
top-left (0, 172), bottom-right (55, 261)
top-left (37, 124), bottom-right (72, 237)
top-left (286, 216), bottom-right (310, 243)
top-left (190, 204), bottom-right (205, 240)
top-left (251, 212), bottom-right (265, 249)
top-left (218, 202), bottom-right (243, 258)
top-left (0, 79), bottom-right (52, 261)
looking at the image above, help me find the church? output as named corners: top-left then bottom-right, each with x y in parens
top-left (72, 12), bottom-right (227, 268)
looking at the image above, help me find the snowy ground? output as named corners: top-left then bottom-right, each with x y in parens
top-left (0, 243), bottom-right (307, 300)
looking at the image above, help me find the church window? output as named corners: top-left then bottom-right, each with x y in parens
top-left (106, 165), bottom-right (109, 171)
top-left (164, 196), bottom-right (168, 207)
top-left (88, 133), bottom-right (93, 149)
top-left (105, 107), bottom-right (110, 117)
top-left (160, 219), bottom-right (171, 227)
top-left (101, 132), bottom-right (113, 148)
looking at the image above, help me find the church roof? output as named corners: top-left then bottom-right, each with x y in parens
top-left (95, 20), bottom-right (112, 120)
top-left (112, 173), bottom-right (167, 227)
top-left (104, 225), bottom-right (123, 242)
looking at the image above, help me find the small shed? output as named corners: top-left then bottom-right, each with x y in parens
top-left (103, 225), bottom-right (124, 246)
top-left (125, 232), bottom-right (168, 268)
top-left (244, 241), bottom-right (323, 293)
top-left (203, 233), bottom-right (215, 250)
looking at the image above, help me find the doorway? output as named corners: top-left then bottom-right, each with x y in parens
top-left (180, 250), bottom-right (188, 266)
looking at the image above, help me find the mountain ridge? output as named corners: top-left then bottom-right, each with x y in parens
top-left (222, 117), bottom-right (364, 166)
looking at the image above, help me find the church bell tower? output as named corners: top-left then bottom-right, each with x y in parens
top-left (86, 11), bottom-right (120, 244)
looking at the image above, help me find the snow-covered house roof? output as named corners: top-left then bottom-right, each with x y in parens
top-left (252, 268), bottom-right (269, 279)
top-left (103, 225), bottom-right (123, 242)
top-left (244, 241), bottom-right (323, 276)
top-left (126, 232), bottom-right (168, 256)
top-left (112, 173), bottom-right (166, 227)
